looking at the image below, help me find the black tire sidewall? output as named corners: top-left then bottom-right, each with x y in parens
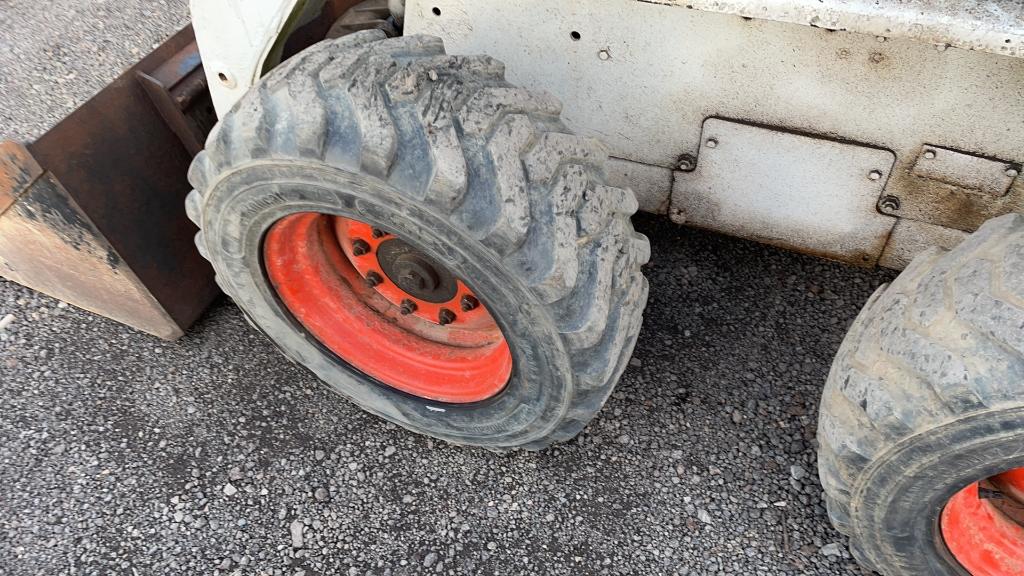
top-left (853, 406), bottom-right (1024, 574)
top-left (201, 162), bottom-right (577, 447)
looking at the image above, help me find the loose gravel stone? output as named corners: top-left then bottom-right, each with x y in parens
top-left (289, 520), bottom-right (305, 548)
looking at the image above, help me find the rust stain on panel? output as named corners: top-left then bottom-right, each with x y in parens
top-left (0, 141), bottom-right (44, 214)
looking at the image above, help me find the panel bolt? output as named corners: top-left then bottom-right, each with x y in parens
top-left (460, 294), bottom-right (479, 312)
top-left (868, 170), bottom-right (884, 181)
top-left (705, 138), bottom-right (718, 149)
top-left (923, 150), bottom-right (936, 160)
top-left (1007, 167), bottom-right (1020, 178)
top-left (598, 49), bottom-right (611, 61)
top-left (364, 271), bottom-right (383, 288)
top-left (371, 228), bottom-right (388, 239)
top-left (351, 239), bottom-right (371, 256)
top-left (438, 308), bottom-right (457, 326)
top-left (879, 195), bottom-right (901, 211)
top-left (677, 154), bottom-right (696, 171)
top-left (400, 299), bottom-right (417, 315)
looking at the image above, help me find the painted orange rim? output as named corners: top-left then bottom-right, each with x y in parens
top-left (263, 212), bottom-right (512, 403)
top-left (942, 467), bottom-right (1024, 575)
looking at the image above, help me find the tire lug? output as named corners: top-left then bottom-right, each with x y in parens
top-left (371, 228), bottom-right (388, 239)
top-left (460, 294), bottom-right (479, 312)
top-left (364, 271), bottom-right (383, 288)
top-left (438, 308), bottom-right (456, 325)
top-left (400, 299), bottom-right (418, 315)
top-left (351, 239), bottom-right (371, 256)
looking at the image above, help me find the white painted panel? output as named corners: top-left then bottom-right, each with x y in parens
top-left (190, 0), bottom-right (302, 116)
top-left (406, 0), bottom-right (1024, 174)
top-left (672, 119), bottom-right (897, 265)
top-left (650, 0), bottom-right (1024, 59)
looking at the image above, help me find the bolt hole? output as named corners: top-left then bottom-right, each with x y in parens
top-left (570, 31), bottom-right (582, 41)
top-left (432, 7), bottom-right (441, 16)
top-left (217, 72), bottom-right (228, 83)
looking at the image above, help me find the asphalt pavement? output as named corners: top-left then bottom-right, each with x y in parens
top-left (0, 2), bottom-right (894, 574)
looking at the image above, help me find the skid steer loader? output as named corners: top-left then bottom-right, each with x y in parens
top-left (1, 1), bottom-right (1022, 574)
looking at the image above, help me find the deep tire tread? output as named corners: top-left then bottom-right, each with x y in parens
top-left (818, 213), bottom-right (1024, 573)
top-left (189, 32), bottom-right (649, 451)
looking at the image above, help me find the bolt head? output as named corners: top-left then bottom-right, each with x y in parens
top-left (371, 228), bottom-right (388, 239)
top-left (598, 50), bottom-right (611, 61)
top-left (879, 195), bottom-right (901, 212)
top-left (399, 299), bottom-right (417, 315)
top-left (1007, 168), bottom-right (1020, 178)
top-left (868, 170), bottom-right (883, 181)
top-left (923, 150), bottom-right (936, 160)
top-left (351, 239), bottom-right (371, 256)
top-left (438, 308), bottom-right (457, 326)
top-left (364, 271), bottom-right (383, 288)
top-left (705, 138), bottom-right (718, 149)
top-left (460, 294), bottom-right (479, 312)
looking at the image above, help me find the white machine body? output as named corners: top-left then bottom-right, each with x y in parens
top-left (192, 0), bottom-right (1024, 268)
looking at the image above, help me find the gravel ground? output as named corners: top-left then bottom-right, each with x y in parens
top-left (1, 2), bottom-right (896, 575)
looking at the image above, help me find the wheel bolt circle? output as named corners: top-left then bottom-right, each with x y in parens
top-left (351, 239), bottom-right (371, 256)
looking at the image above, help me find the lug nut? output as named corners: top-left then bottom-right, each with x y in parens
top-left (438, 308), bottom-right (457, 326)
top-left (371, 228), bottom-right (388, 239)
top-left (364, 271), bottom-right (383, 288)
top-left (400, 299), bottom-right (417, 315)
top-left (460, 294), bottom-right (479, 312)
top-left (351, 239), bottom-right (371, 256)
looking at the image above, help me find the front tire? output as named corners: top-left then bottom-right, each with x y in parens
top-left (185, 31), bottom-right (649, 450)
top-left (817, 214), bottom-right (1024, 574)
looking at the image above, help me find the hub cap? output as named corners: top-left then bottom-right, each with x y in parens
top-left (263, 213), bottom-right (512, 403)
top-left (942, 467), bottom-right (1024, 575)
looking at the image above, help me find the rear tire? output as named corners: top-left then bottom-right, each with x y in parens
top-left (186, 31), bottom-right (649, 450)
top-left (817, 213), bottom-right (1024, 574)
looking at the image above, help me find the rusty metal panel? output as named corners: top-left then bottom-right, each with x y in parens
top-left (0, 168), bottom-right (183, 340)
top-left (672, 119), bottom-right (897, 266)
top-left (26, 25), bottom-right (219, 335)
top-left (0, 26), bottom-right (219, 339)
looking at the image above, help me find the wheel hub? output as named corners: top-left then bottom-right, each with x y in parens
top-left (377, 239), bottom-right (458, 303)
top-left (263, 212), bottom-right (512, 403)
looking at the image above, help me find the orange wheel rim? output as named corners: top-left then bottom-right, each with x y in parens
top-left (263, 212), bottom-right (512, 403)
top-left (942, 467), bottom-right (1024, 575)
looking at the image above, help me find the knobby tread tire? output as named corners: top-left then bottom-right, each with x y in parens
top-left (186, 31), bottom-right (649, 450)
top-left (817, 213), bottom-right (1024, 574)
